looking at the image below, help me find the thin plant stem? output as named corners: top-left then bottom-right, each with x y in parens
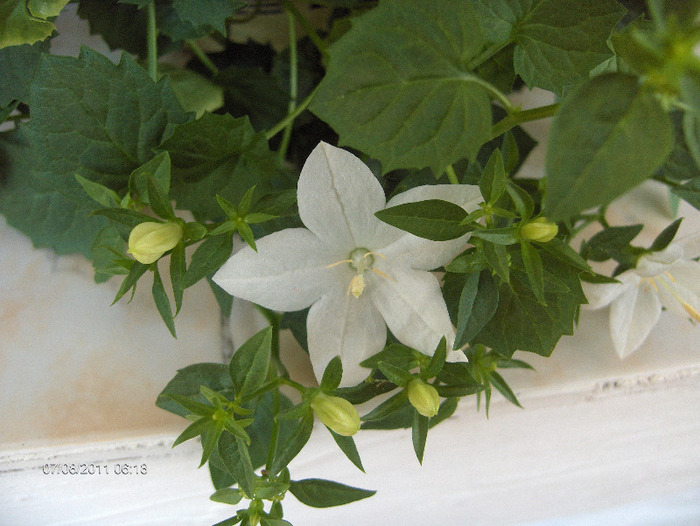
top-left (465, 74), bottom-right (515, 112)
top-left (147, 1), bottom-right (158, 82)
top-left (467, 40), bottom-right (513, 71)
top-left (265, 84), bottom-right (320, 140)
top-left (488, 103), bottom-right (560, 141)
top-left (278, 6), bottom-right (299, 161)
top-left (187, 40), bottom-right (219, 76)
top-left (445, 165), bottom-right (460, 184)
top-left (283, 0), bottom-right (328, 59)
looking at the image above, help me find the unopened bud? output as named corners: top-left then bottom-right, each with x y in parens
top-left (128, 221), bottom-right (183, 264)
top-left (310, 392), bottom-right (360, 436)
top-left (520, 217), bottom-right (558, 242)
top-left (407, 379), bottom-right (440, 418)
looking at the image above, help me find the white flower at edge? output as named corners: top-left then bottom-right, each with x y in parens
top-left (583, 233), bottom-right (700, 358)
top-left (213, 142), bottom-right (482, 386)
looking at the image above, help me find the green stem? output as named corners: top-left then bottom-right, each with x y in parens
top-left (187, 40), bottom-right (219, 76)
top-left (466, 74), bottom-right (515, 112)
top-left (467, 40), bottom-right (513, 71)
top-left (231, 0), bottom-right (263, 23)
top-left (647, 0), bottom-right (666, 32)
top-left (488, 103), bottom-right (560, 141)
top-left (265, 84), bottom-right (320, 140)
top-left (278, 6), bottom-right (299, 161)
top-left (265, 388), bottom-right (281, 470)
top-left (147, 1), bottom-right (158, 82)
top-left (445, 165), bottom-right (460, 185)
top-left (283, 0), bottom-right (328, 58)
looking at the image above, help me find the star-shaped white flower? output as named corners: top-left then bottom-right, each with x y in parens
top-left (214, 142), bottom-right (482, 386)
top-left (583, 233), bottom-right (700, 358)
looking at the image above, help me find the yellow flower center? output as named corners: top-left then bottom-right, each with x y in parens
top-left (326, 248), bottom-right (392, 298)
top-left (641, 272), bottom-right (700, 322)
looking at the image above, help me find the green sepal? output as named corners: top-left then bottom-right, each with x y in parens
top-left (422, 337), bottom-right (447, 379)
top-left (269, 412), bottom-right (314, 476)
top-left (288, 478), bottom-right (376, 508)
top-left (152, 267), bottom-right (176, 337)
top-left (328, 428), bottom-right (365, 472)
top-left (229, 327), bottom-right (272, 399)
top-left (649, 218), bottom-right (683, 252)
top-left (320, 356), bottom-right (343, 392)
top-left (182, 234), bottom-right (233, 288)
top-left (218, 432), bottom-right (256, 499)
top-left (375, 199), bottom-right (472, 241)
top-left (412, 412), bottom-right (429, 464)
top-left (377, 362), bottom-right (413, 387)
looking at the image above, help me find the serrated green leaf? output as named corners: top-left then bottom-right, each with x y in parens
top-left (0, 39), bottom-right (48, 105)
top-left (412, 412), bottom-right (429, 464)
top-left (152, 267), bottom-right (177, 337)
top-left (77, 0), bottom-right (148, 57)
top-left (320, 356), bottom-right (343, 392)
top-left (270, 412), bottom-right (314, 476)
top-left (328, 429), bottom-right (364, 472)
top-left (288, 479), bottom-right (376, 508)
top-left (158, 112), bottom-right (277, 221)
top-left (229, 327), bottom-right (272, 398)
top-left (310, 0), bottom-right (491, 174)
top-left (170, 0), bottom-right (246, 35)
top-left (182, 234), bottom-right (233, 288)
top-left (375, 199), bottom-right (471, 241)
top-left (545, 74), bottom-right (674, 220)
top-left (218, 433), bottom-right (256, 498)
top-left (473, 0), bottom-right (624, 94)
top-left (0, 0), bottom-right (55, 48)
top-left (479, 149), bottom-right (506, 204)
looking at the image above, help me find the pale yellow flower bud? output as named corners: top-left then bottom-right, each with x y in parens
top-left (128, 222), bottom-right (183, 264)
top-left (520, 217), bottom-right (558, 243)
top-left (407, 379), bottom-right (440, 418)
top-left (310, 392), bottom-right (360, 436)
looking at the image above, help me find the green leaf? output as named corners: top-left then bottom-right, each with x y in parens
top-left (545, 73), bottom-right (674, 220)
top-left (320, 356), bottom-right (343, 392)
top-left (182, 234), bottom-right (234, 288)
top-left (77, 0), bottom-right (148, 58)
top-left (328, 429), bottom-right (365, 472)
top-left (246, 392), bottom-right (296, 470)
top-left (270, 412), bottom-right (314, 476)
top-left (173, 416), bottom-right (215, 447)
top-left (146, 176), bottom-right (176, 221)
top-left (152, 267), bottom-right (177, 337)
top-left (423, 337), bottom-right (447, 379)
top-left (4, 49), bottom-right (189, 257)
top-left (520, 241), bottom-right (545, 305)
top-left (162, 64), bottom-right (224, 118)
top-left (429, 397), bottom-right (459, 428)
top-left (412, 413), bottom-right (429, 464)
top-left (454, 271), bottom-right (499, 349)
top-left (0, 39), bottom-right (48, 106)
top-left (288, 479), bottom-right (376, 508)
top-left (112, 261), bottom-right (148, 304)
top-left (310, 0), bottom-right (491, 174)
top-left (488, 371), bottom-right (523, 408)
top-left (92, 208), bottom-right (157, 232)
top-left (505, 181), bottom-right (534, 221)
top-left (361, 391), bottom-right (407, 422)
top-left (170, 241), bottom-right (186, 314)
top-left (473, 0), bottom-right (624, 94)
top-left (218, 433), bottom-right (256, 499)
top-left (482, 241), bottom-right (510, 283)
top-left (91, 224), bottom-right (129, 283)
top-left (375, 200), bottom-right (471, 241)
top-left (472, 250), bottom-right (587, 357)
top-left (229, 327), bottom-right (272, 398)
top-left (377, 362), bottom-right (413, 387)
top-left (470, 227), bottom-right (519, 245)
top-left (672, 177), bottom-right (700, 211)
top-left (581, 224), bottom-right (643, 262)
top-left (538, 237), bottom-right (591, 272)
top-left (0, 0), bottom-right (55, 48)
top-left (210, 488), bottom-right (243, 506)
top-left (479, 149), bottom-right (506, 204)
top-left (170, 0), bottom-right (246, 35)
top-left (165, 393), bottom-right (217, 418)
top-left (156, 363), bottom-right (233, 418)
top-left (75, 175), bottom-right (121, 209)
top-left (649, 218), bottom-right (683, 252)
top-left (158, 112), bottom-right (277, 221)
top-left (681, 73), bottom-right (700, 171)
top-left (359, 344), bottom-right (419, 371)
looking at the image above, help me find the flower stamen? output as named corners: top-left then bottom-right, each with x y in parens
top-left (327, 248), bottom-right (392, 298)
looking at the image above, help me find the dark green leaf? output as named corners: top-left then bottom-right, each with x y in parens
top-left (539, 237), bottom-right (591, 272)
top-left (130, 152), bottom-right (172, 206)
top-left (173, 416), bottom-right (214, 447)
top-left (77, 0), bottom-right (148, 57)
top-left (328, 429), bottom-right (365, 472)
top-left (91, 224), bottom-right (129, 283)
top-left (156, 363), bottom-right (233, 418)
top-left (360, 402), bottom-right (414, 430)
top-left (423, 337), bottom-right (447, 379)
top-left (521, 241), bottom-right (545, 305)
top-left (360, 344), bottom-right (419, 371)
top-left (209, 460), bottom-right (236, 491)
top-left (75, 175), bottom-right (121, 208)
top-left (482, 241), bottom-right (510, 283)
top-left (270, 412), bottom-right (314, 476)
top-left (288, 478), bottom-right (376, 508)
top-left (310, 0), bottom-right (491, 174)
top-left (581, 224), bottom-right (643, 262)
top-left (470, 227), bottom-right (519, 245)
top-left (218, 433), bottom-right (256, 499)
top-left (672, 177), bottom-right (700, 211)
top-left (152, 267), bottom-right (177, 337)
top-left (182, 234), bottom-right (233, 288)
top-left (112, 260), bottom-right (148, 304)
top-left (146, 175), bottom-right (176, 221)
top-left (229, 327), bottom-right (272, 398)
top-left (375, 199), bottom-right (471, 241)
top-left (210, 488), bottom-right (243, 506)
top-left (434, 384), bottom-right (484, 398)
top-left (545, 74), bottom-right (673, 220)
top-left (412, 413), bottom-right (429, 464)
top-left (361, 391), bottom-right (407, 422)
top-left (505, 181), bottom-right (535, 221)
top-left (377, 362), bottom-right (413, 387)
top-left (170, 0), bottom-right (246, 35)
top-left (649, 218), bottom-right (683, 252)
top-left (170, 241), bottom-right (186, 314)
top-left (320, 356), bottom-right (343, 392)
top-left (454, 271), bottom-right (500, 349)
top-left (479, 149), bottom-right (506, 204)
top-left (164, 393), bottom-right (216, 417)
top-left (489, 371), bottom-right (523, 408)
top-left (429, 397), bottom-right (459, 428)
top-left (0, 39), bottom-right (48, 106)
top-left (334, 379), bottom-right (397, 405)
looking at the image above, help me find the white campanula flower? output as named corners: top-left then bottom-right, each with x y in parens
top-left (583, 233), bottom-right (700, 358)
top-left (213, 142), bottom-right (481, 386)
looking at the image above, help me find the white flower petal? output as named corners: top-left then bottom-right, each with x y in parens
top-left (307, 288), bottom-right (387, 387)
top-left (582, 272), bottom-right (635, 310)
top-left (377, 184), bottom-right (483, 270)
top-left (637, 243), bottom-right (683, 276)
top-left (213, 228), bottom-right (342, 311)
top-left (677, 232), bottom-right (700, 260)
top-left (609, 281), bottom-right (662, 358)
top-left (369, 266), bottom-right (456, 357)
top-left (297, 142), bottom-right (387, 249)
top-left (655, 274), bottom-right (700, 320)
top-left (667, 260), bottom-right (700, 297)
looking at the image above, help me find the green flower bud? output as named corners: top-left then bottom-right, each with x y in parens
top-left (407, 379), bottom-right (440, 418)
top-left (128, 222), bottom-right (183, 264)
top-left (520, 217), bottom-right (558, 243)
top-left (310, 392), bottom-right (360, 436)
